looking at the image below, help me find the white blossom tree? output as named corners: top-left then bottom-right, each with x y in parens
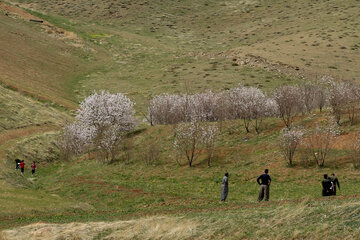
top-left (174, 122), bottom-right (203, 167)
top-left (323, 76), bottom-right (348, 125)
top-left (279, 127), bottom-right (304, 166)
top-left (253, 96), bottom-right (279, 134)
top-left (228, 87), bottom-right (251, 132)
top-left (190, 91), bottom-right (219, 122)
top-left (273, 85), bottom-right (304, 128)
top-left (148, 94), bottom-right (184, 125)
top-left (59, 122), bottom-right (95, 160)
top-left (62, 90), bottom-right (136, 162)
top-left (304, 118), bottom-right (339, 167)
top-left (228, 86), bottom-right (272, 133)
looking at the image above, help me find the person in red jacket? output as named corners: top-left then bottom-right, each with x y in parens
top-left (31, 161), bottom-right (37, 175)
top-left (20, 160), bottom-right (25, 174)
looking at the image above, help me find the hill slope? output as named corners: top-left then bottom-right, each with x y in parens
top-left (1, 0), bottom-right (360, 239)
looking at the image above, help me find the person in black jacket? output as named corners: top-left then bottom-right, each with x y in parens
top-left (329, 173), bottom-right (340, 195)
top-left (15, 159), bottom-right (21, 170)
top-left (257, 169), bottom-right (271, 201)
top-left (322, 174), bottom-right (333, 196)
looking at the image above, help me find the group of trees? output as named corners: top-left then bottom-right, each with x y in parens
top-left (149, 77), bottom-right (360, 130)
top-left (279, 118), bottom-right (339, 167)
top-left (59, 76), bottom-right (360, 167)
top-left (148, 86), bottom-right (278, 133)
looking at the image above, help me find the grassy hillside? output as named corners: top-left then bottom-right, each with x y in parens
top-left (2, 112), bottom-right (360, 239)
top-left (0, 3), bottom-right (102, 109)
top-left (1, 0), bottom-right (360, 239)
top-left (0, 84), bottom-right (75, 229)
top-left (4, 0), bottom-right (359, 111)
top-left (3, 199), bottom-right (360, 239)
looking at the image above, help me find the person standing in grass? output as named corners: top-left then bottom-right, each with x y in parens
top-left (257, 169), bottom-right (271, 201)
top-left (330, 173), bottom-right (340, 195)
top-left (31, 161), bottom-right (37, 175)
top-left (321, 174), bottom-right (333, 196)
top-left (221, 172), bottom-right (229, 202)
top-left (15, 159), bottom-right (21, 170)
top-left (20, 160), bottom-right (25, 175)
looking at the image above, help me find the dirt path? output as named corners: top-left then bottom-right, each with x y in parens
top-left (0, 1), bottom-right (81, 45)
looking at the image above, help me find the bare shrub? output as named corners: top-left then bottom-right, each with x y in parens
top-left (350, 133), bottom-right (360, 168)
top-left (201, 124), bottom-right (218, 167)
top-left (343, 82), bottom-right (360, 125)
top-left (121, 137), bottom-right (134, 164)
top-left (142, 138), bottom-right (160, 166)
top-left (273, 85), bottom-right (304, 128)
top-left (304, 118), bottom-right (339, 167)
top-left (279, 127), bottom-right (304, 166)
top-left (174, 122), bottom-right (218, 167)
top-left (301, 82), bottom-right (318, 113)
top-left (314, 82), bottom-right (328, 112)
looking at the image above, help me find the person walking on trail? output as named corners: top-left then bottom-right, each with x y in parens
top-left (15, 159), bottom-right (21, 170)
top-left (221, 172), bottom-right (229, 202)
top-left (31, 161), bottom-right (37, 175)
top-left (20, 160), bottom-right (25, 174)
top-left (322, 174), bottom-right (333, 196)
top-left (329, 173), bottom-right (340, 196)
top-left (257, 169), bottom-right (271, 202)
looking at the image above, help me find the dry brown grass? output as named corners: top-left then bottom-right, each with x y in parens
top-left (1, 216), bottom-right (200, 240)
top-left (0, 124), bottom-right (59, 146)
top-left (3, 200), bottom-right (360, 239)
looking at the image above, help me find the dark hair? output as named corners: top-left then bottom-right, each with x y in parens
top-left (331, 173), bottom-right (335, 176)
top-left (225, 172), bottom-right (229, 177)
top-left (265, 169), bottom-right (269, 174)
top-left (324, 174), bottom-right (328, 179)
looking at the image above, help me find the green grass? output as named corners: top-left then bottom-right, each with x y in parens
top-left (0, 85), bottom-right (70, 132)
top-left (2, 111), bottom-right (360, 234)
top-left (5, 0), bottom-right (359, 111)
top-left (1, 0), bottom-right (360, 238)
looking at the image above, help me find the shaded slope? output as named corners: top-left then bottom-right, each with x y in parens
top-left (0, 7), bottom-right (91, 108)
